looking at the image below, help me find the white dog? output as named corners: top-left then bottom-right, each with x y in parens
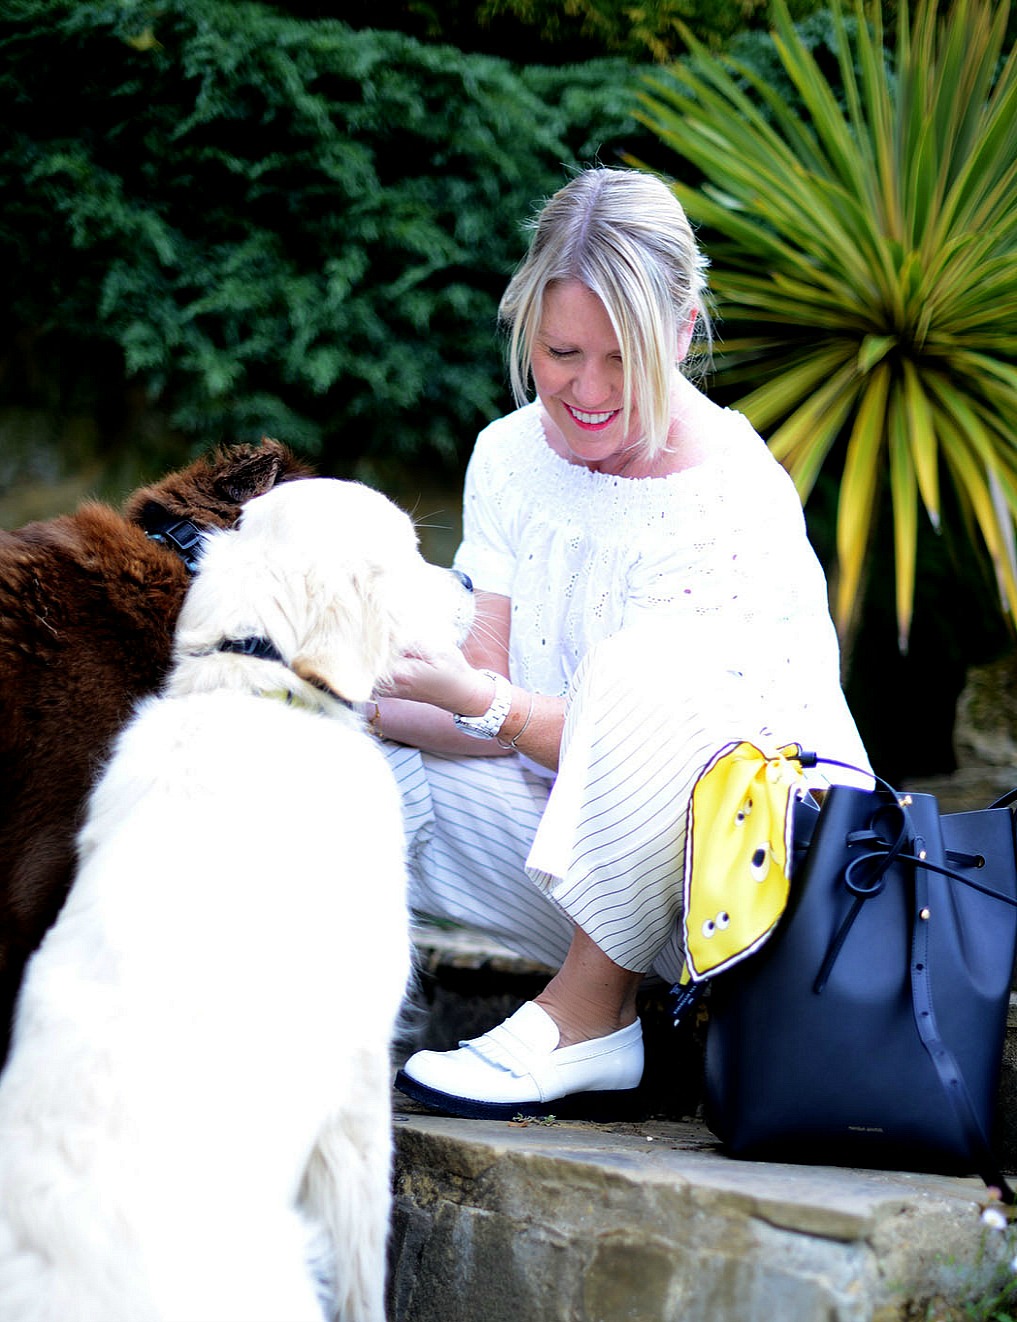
top-left (0, 478), bottom-right (473, 1322)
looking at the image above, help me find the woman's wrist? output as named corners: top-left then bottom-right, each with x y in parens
top-left (453, 673), bottom-right (539, 750)
top-left (455, 669), bottom-right (500, 718)
top-left (452, 669), bottom-right (512, 739)
top-left (497, 688), bottom-right (535, 750)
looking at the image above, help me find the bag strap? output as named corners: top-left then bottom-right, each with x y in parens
top-left (909, 858), bottom-right (1015, 1203)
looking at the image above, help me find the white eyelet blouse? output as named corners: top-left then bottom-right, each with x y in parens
top-left (452, 401), bottom-right (870, 782)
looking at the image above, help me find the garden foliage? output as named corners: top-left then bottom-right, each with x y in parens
top-left (0, 0), bottom-right (642, 470)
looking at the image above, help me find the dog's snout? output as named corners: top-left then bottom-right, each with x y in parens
top-left (452, 569), bottom-right (473, 593)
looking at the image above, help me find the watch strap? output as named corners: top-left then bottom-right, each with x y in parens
top-left (453, 669), bottom-right (513, 740)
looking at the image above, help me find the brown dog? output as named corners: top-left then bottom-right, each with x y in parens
top-left (0, 439), bottom-right (312, 1065)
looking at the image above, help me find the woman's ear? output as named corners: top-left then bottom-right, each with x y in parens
top-left (677, 309), bottom-right (698, 363)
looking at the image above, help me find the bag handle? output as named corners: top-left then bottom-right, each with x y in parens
top-left (811, 767), bottom-right (1017, 994)
top-left (814, 829), bottom-right (1017, 996)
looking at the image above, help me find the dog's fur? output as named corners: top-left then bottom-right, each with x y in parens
top-left (0, 439), bottom-right (311, 1066)
top-left (0, 477), bottom-right (473, 1322)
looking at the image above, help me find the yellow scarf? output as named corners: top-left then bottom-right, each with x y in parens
top-left (683, 741), bottom-right (809, 982)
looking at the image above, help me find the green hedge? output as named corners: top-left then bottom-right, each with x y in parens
top-left (0, 0), bottom-right (646, 471)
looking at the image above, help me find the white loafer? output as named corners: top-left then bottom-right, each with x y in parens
top-left (394, 1001), bottom-right (644, 1120)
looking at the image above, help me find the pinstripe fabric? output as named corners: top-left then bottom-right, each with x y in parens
top-left (383, 741), bottom-right (574, 971)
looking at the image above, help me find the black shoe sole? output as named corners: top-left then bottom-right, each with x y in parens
top-left (394, 1069), bottom-right (644, 1122)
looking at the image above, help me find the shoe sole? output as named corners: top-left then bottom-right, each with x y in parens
top-left (394, 1069), bottom-right (644, 1121)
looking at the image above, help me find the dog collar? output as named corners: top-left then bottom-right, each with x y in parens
top-left (218, 636), bottom-right (285, 663)
top-left (216, 637), bottom-right (353, 711)
top-left (143, 510), bottom-right (205, 574)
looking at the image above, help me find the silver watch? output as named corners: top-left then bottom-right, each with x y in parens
top-left (453, 669), bottom-right (512, 740)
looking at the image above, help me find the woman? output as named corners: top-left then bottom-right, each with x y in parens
top-left (377, 166), bottom-right (870, 1119)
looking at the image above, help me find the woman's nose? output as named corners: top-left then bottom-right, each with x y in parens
top-left (573, 359), bottom-right (617, 406)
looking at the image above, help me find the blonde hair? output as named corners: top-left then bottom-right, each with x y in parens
top-left (499, 167), bottom-right (711, 458)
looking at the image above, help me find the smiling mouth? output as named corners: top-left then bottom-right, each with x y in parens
top-left (564, 402), bottom-right (619, 429)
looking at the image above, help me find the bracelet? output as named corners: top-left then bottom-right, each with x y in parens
top-left (359, 701), bottom-right (384, 738)
top-left (497, 691), bottom-right (534, 750)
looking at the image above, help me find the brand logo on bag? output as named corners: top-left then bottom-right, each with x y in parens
top-left (847, 1125), bottom-right (885, 1134)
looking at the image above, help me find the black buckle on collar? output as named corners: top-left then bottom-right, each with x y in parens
top-left (217, 636), bottom-right (284, 664)
top-left (144, 514), bottom-right (205, 575)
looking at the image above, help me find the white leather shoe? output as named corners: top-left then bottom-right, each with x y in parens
top-left (394, 1001), bottom-right (644, 1120)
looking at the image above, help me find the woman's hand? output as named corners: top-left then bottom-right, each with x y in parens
top-left (376, 642), bottom-right (565, 770)
top-left (370, 588), bottom-right (564, 769)
top-left (378, 645), bottom-right (495, 717)
top-left (369, 588), bottom-right (516, 757)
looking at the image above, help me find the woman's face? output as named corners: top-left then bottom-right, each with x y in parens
top-left (531, 280), bottom-right (643, 473)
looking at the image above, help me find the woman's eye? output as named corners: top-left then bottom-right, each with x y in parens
top-left (546, 346), bottom-right (576, 359)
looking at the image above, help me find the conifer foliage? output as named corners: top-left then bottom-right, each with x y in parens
top-left (0, 0), bottom-right (639, 469)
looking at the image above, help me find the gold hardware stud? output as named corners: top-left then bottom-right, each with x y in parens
top-left (920, 907), bottom-right (931, 920)
top-left (899, 794), bottom-right (913, 806)
top-left (918, 849), bottom-right (927, 861)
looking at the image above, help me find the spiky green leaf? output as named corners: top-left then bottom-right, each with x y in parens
top-left (636, 0), bottom-right (1017, 648)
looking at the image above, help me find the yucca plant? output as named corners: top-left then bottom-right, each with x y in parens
top-left (636, 0), bottom-right (1017, 653)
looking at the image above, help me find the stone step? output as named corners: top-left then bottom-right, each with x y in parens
top-left (389, 925), bottom-right (1017, 1320)
top-left (388, 1105), bottom-right (1015, 1322)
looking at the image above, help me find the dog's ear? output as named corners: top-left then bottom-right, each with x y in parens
top-left (290, 656), bottom-right (374, 704)
top-left (288, 579), bottom-right (394, 705)
top-left (289, 646), bottom-right (378, 706)
top-left (123, 440), bottom-right (313, 533)
top-left (212, 440), bottom-right (312, 505)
